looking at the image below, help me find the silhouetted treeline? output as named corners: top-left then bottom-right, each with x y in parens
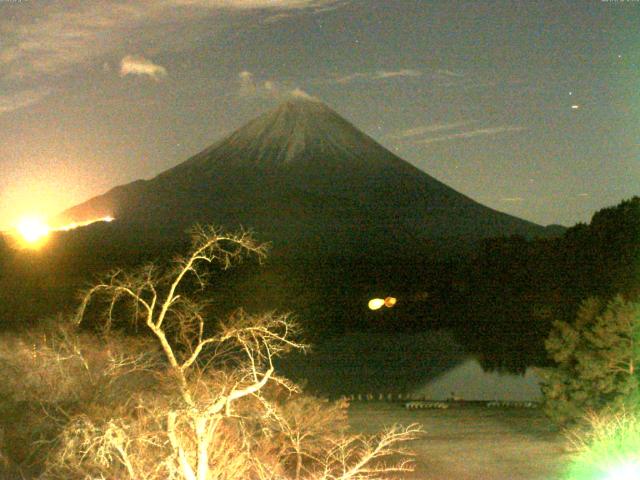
top-left (448, 196), bottom-right (640, 371)
top-left (0, 197), bottom-right (638, 373)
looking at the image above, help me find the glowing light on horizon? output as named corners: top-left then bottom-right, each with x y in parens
top-left (11, 215), bottom-right (115, 249)
top-left (56, 216), bottom-right (114, 231)
top-left (16, 217), bottom-right (50, 246)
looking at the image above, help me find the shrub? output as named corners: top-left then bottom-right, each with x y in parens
top-left (563, 408), bottom-right (640, 480)
top-left (538, 296), bottom-right (640, 426)
top-left (0, 316), bottom-right (162, 477)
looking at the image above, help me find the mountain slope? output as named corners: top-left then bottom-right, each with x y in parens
top-left (57, 98), bottom-right (552, 255)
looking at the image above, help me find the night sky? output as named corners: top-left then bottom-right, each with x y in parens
top-left (0, 0), bottom-right (637, 230)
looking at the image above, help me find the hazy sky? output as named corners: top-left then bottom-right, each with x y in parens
top-left (0, 0), bottom-right (637, 229)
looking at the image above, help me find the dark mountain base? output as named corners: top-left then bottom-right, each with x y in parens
top-left (2, 197), bottom-right (637, 377)
top-left (0, 222), bottom-right (553, 374)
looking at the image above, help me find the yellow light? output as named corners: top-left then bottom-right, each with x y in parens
top-left (7, 214), bottom-right (116, 250)
top-left (56, 216), bottom-right (115, 231)
top-left (368, 298), bottom-right (385, 310)
top-left (15, 217), bottom-right (50, 247)
top-left (368, 296), bottom-right (398, 311)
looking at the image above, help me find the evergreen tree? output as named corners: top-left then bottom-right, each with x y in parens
top-left (539, 296), bottom-right (640, 425)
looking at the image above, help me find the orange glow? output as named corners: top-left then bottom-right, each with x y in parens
top-left (56, 216), bottom-right (114, 231)
top-left (16, 217), bottom-right (50, 247)
top-left (10, 215), bottom-right (115, 249)
top-left (368, 296), bottom-right (397, 311)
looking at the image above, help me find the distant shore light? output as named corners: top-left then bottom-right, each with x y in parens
top-left (368, 298), bottom-right (385, 310)
top-left (368, 296), bottom-right (397, 310)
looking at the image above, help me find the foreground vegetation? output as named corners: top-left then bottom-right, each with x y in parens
top-left (0, 197), bottom-right (638, 478)
top-left (0, 226), bottom-right (420, 479)
top-left (540, 296), bottom-right (640, 426)
top-left (563, 409), bottom-right (640, 480)
top-left (540, 294), bottom-right (640, 478)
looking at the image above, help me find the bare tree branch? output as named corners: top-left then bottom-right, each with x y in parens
top-left (41, 226), bottom-right (421, 480)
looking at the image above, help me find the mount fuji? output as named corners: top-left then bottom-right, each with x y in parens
top-left (57, 97), bottom-right (554, 256)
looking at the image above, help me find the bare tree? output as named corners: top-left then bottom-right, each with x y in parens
top-left (41, 225), bottom-right (421, 480)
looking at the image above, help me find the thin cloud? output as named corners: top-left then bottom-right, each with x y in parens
top-left (387, 121), bottom-right (471, 140)
top-left (120, 55), bottom-right (167, 80)
top-left (262, 13), bottom-right (293, 24)
top-left (289, 88), bottom-right (319, 101)
top-left (0, 1), bottom-right (337, 116)
top-left (0, 1), bottom-right (339, 82)
top-left (239, 70), bottom-right (284, 98)
top-left (257, 0), bottom-right (348, 24)
top-left (332, 68), bottom-right (469, 86)
top-left (310, 1), bottom-right (349, 13)
top-left (0, 89), bottom-right (51, 115)
top-left (169, 0), bottom-right (338, 7)
top-left (501, 197), bottom-right (525, 203)
top-left (237, 71), bottom-right (315, 100)
top-left (375, 69), bottom-right (422, 79)
top-left (415, 126), bottom-right (527, 144)
top-left (336, 69), bottom-right (422, 84)
top-left (436, 69), bottom-right (464, 78)
top-left (335, 72), bottom-right (369, 84)
top-left (238, 70), bottom-right (258, 96)
top-left (264, 80), bottom-right (279, 95)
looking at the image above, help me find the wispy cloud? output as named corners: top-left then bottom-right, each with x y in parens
top-left (334, 72), bottom-right (367, 84)
top-left (237, 70), bottom-right (316, 100)
top-left (262, 13), bottom-right (294, 24)
top-left (331, 68), bottom-right (466, 85)
top-left (238, 70), bottom-right (266, 97)
top-left (415, 126), bottom-right (527, 145)
top-left (0, 89), bottom-right (51, 115)
top-left (387, 121), bottom-right (471, 140)
top-left (436, 69), bottom-right (464, 78)
top-left (375, 69), bottom-right (422, 79)
top-left (259, 0), bottom-right (347, 21)
top-left (0, 0), bottom-right (338, 110)
top-left (289, 88), bottom-right (319, 100)
top-left (263, 80), bottom-right (279, 95)
top-left (120, 55), bottom-right (167, 80)
top-left (335, 69), bottom-right (422, 84)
